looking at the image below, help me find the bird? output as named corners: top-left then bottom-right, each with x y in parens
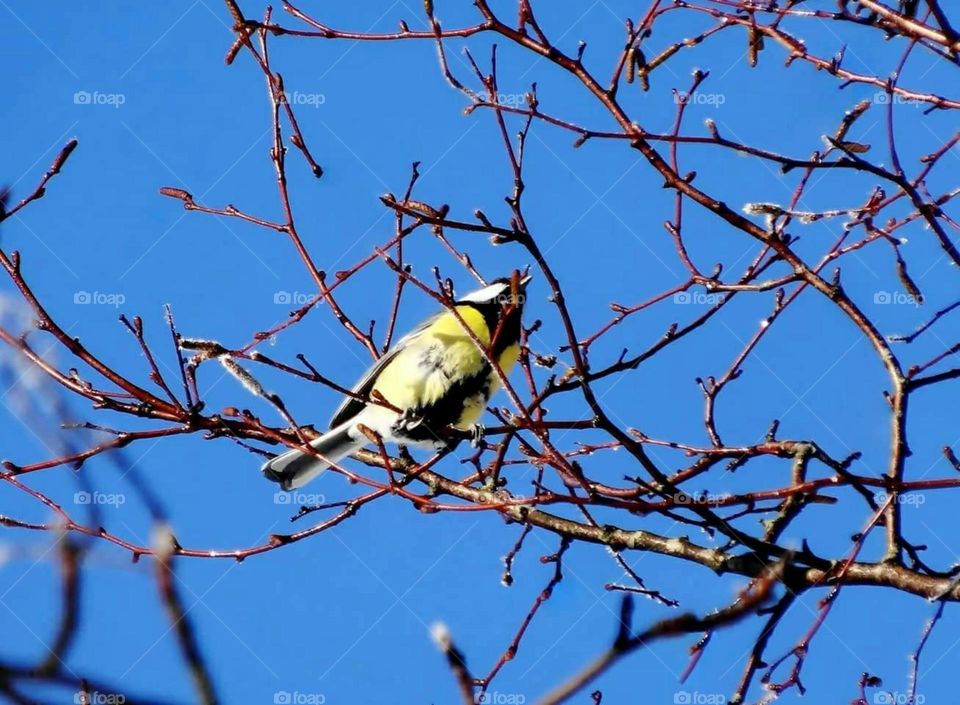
top-left (263, 273), bottom-right (532, 490)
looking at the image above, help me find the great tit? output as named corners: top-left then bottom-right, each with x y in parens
top-left (263, 274), bottom-right (532, 490)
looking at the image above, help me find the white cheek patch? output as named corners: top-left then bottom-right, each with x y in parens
top-left (459, 282), bottom-right (510, 304)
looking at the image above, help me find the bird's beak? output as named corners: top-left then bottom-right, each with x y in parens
top-left (519, 273), bottom-right (533, 288)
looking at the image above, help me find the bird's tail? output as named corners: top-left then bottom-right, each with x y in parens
top-left (262, 422), bottom-right (360, 491)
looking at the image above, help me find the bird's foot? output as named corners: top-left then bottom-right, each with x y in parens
top-left (469, 424), bottom-right (486, 448)
top-left (396, 408), bottom-right (426, 433)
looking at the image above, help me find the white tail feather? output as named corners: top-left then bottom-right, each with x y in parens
top-left (262, 422), bottom-right (361, 490)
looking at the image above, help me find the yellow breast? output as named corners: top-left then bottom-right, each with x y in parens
top-left (371, 305), bottom-right (520, 426)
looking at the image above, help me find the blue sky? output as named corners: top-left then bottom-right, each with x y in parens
top-left (0, 2), bottom-right (958, 704)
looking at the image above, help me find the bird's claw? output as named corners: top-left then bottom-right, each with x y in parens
top-left (469, 424), bottom-right (486, 448)
top-left (398, 408), bottom-right (425, 432)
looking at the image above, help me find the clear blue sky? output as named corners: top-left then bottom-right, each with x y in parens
top-left (0, 2), bottom-right (957, 704)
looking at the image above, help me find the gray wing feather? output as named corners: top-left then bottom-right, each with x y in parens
top-left (328, 313), bottom-right (439, 428)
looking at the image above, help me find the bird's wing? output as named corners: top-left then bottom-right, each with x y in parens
top-left (328, 313), bottom-right (440, 428)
